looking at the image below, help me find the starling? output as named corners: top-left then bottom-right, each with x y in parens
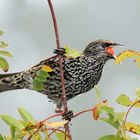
top-left (0, 39), bottom-right (120, 112)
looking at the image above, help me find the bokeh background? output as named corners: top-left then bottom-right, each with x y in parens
top-left (0, 0), bottom-right (140, 139)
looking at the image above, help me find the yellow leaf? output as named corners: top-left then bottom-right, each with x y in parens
top-left (115, 50), bottom-right (140, 65)
top-left (92, 100), bottom-right (109, 120)
top-left (135, 58), bottom-right (140, 68)
top-left (44, 120), bottom-right (68, 128)
top-left (41, 65), bottom-right (53, 72)
top-left (125, 122), bottom-right (140, 135)
top-left (116, 94), bottom-right (140, 107)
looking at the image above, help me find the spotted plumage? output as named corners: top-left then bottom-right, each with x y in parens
top-left (0, 39), bottom-right (120, 112)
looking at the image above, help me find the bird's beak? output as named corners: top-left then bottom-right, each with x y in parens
top-left (106, 43), bottom-right (124, 59)
top-left (111, 43), bottom-right (124, 48)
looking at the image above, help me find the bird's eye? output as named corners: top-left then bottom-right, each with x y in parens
top-left (101, 43), bottom-right (108, 48)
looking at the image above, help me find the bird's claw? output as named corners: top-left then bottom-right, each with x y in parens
top-left (53, 48), bottom-right (66, 56)
top-left (62, 110), bottom-right (73, 121)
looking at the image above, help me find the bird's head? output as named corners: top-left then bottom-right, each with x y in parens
top-left (83, 39), bottom-right (123, 61)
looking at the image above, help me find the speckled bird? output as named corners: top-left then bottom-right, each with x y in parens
top-left (0, 40), bottom-right (121, 112)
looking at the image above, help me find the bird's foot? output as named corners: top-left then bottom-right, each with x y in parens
top-left (62, 110), bottom-right (73, 121)
top-left (53, 48), bottom-right (66, 56)
top-left (55, 107), bottom-right (63, 113)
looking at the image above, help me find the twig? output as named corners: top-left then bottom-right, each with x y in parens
top-left (27, 125), bottom-right (42, 140)
top-left (73, 109), bottom-right (93, 118)
top-left (48, 127), bottom-right (62, 138)
top-left (47, 0), bottom-right (72, 139)
top-left (123, 99), bottom-right (140, 132)
top-left (37, 110), bottom-right (65, 124)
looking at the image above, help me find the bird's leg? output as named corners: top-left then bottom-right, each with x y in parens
top-left (53, 48), bottom-right (66, 56)
top-left (62, 110), bottom-right (74, 121)
top-left (55, 102), bottom-right (73, 121)
top-left (55, 102), bottom-right (63, 113)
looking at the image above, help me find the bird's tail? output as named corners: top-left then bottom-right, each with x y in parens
top-left (0, 72), bottom-right (22, 93)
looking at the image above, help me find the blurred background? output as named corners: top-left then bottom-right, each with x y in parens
top-left (0, 0), bottom-right (140, 139)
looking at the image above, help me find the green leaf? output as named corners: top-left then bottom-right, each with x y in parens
top-left (0, 56), bottom-right (9, 72)
top-left (44, 135), bottom-right (53, 140)
top-left (36, 75), bottom-right (47, 82)
top-left (0, 30), bottom-right (4, 36)
top-left (3, 136), bottom-right (12, 140)
top-left (98, 135), bottom-right (116, 140)
top-left (64, 46), bottom-right (70, 56)
top-left (10, 126), bottom-right (16, 138)
top-left (37, 70), bottom-right (49, 78)
top-left (18, 108), bottom-right (36, 124)
top-left (101, 118), bottom-right (120, 129)
top-left (95, 85), bottom-right (101, 100)
top-left (0, 41), bottom-right (8, 48)
top-left (100, 105), bottom-right (114, 116)
top-left (0, 51), bottom-right (12, 57)
top-left (55, 132), bottom-right (68, 140)
top-left (32, 133), bottom-right (42, 140)
top-left (44, 135), bottom-right (48, 140)
top-left (1, 114), bottom-right (24, 131)
top-left (135, 88), bottom-right (140, 98)
top-left (116, 94), bottom-right (140, 107)
top-left (18, 120), bottom-right (29, 127)
top-left (64, 46), bottom-right (81, 58)
top-left (114, 112), bottom-right (125, 122)
top-left (0, 134), bottom-right (4, 140)
top-left (15, 133), bottom-right (24, 139)
top-left (33, 79), bottom-right (44, 91)
top-left (116, 94), bottom-right (131, 106)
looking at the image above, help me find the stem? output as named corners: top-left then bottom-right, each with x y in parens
top-left (123, 99), bottom-right (140, 132)
top-left (73, 109), bottom-right (93, 118)
top-left (48, 127), bottom-right (65, 138)
top-left (37, 110), bottom-right (65, 124)
top-left (47, 0), bottom-right (71, 139)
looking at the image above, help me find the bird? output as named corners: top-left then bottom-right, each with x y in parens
top-left (0, 39), bottom-right (121, 112)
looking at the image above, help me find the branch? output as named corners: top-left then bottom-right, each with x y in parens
top-left (123, 99), bottom-right (140, 132)
top-left (73, 109), bottom-right (93, 118)
top-left (47, 0), bottom-right (72, 139)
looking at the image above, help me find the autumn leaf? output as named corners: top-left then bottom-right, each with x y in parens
top-left (92, 105), bottom-right (100, 120)
top-left (116, 94), bottom-right (131, 106)
top-left (115, 50), bottom-right (140, 68)
top-left (41, 65), bottom-right (53, 72)
top-left (44, 120), bottom-right (68, 128)
top-left (92, 100), bottom-right (113, 120)
top-left (125, 122), bottom-right (140, 135)
top-left (116, 94), bottom-right (140, 107)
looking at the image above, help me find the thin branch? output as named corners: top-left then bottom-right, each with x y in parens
top-left (123, 99), bottom-right (140, 132)
top-left (48, 127), bottom-right (63, 138)
top-left (47, 0), bottom-right (72, 139)
top-left (73, 109), bottom-right (93, 118)
top-left (37, 111), bottom-right (65, 124)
